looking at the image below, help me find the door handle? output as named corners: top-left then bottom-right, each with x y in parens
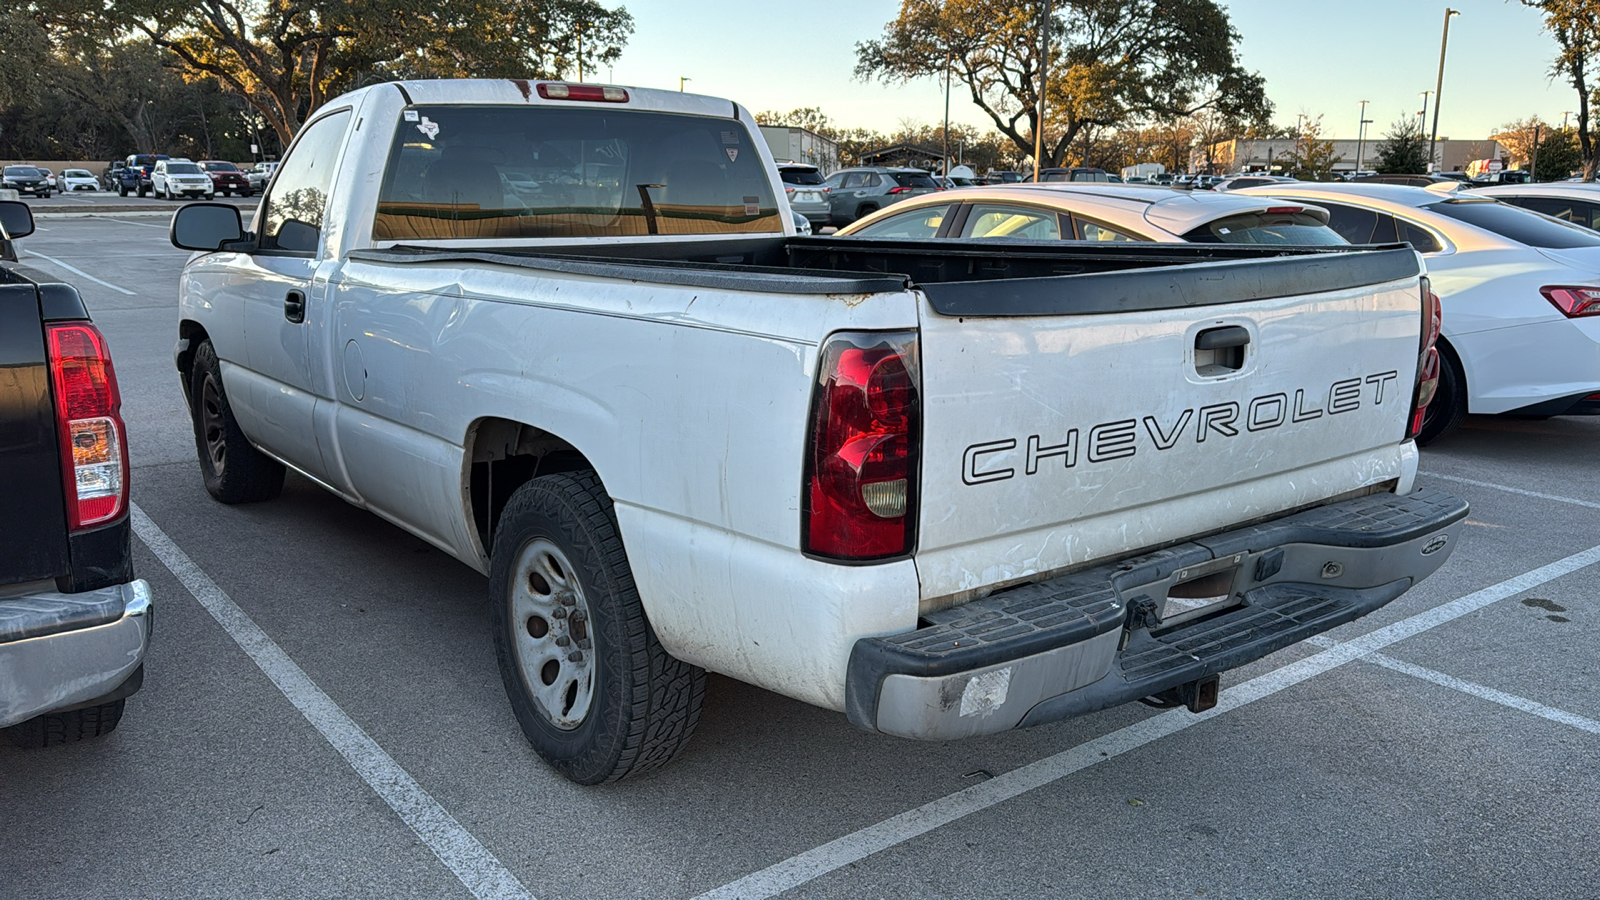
top-left (1195, 325), bottom-right (1250, 350)
top-left (284, 289), bottom-right (306, 324)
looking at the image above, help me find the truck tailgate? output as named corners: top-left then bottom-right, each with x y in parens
top-left (914, 249), bottom-right (1424, 604)
top-left (0, 282), bottom-right (72, 585)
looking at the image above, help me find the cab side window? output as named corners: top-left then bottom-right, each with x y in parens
top-left (1319, 202), bottom-right (1399, 244)
top-left (260, 110), bottom-right (352, 254)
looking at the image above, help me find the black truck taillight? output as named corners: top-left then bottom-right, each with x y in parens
top-left (46, 322), bottom-right (129, 529)
top-left (803, 332), bottom-right (920, 561)
top-left (1407, 278), bottom-right (1443, 441)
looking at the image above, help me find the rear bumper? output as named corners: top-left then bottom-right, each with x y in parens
top-left (0, 580), bottom-right (152, 728)
top-left (846, 489), bottom-right (1467, 739)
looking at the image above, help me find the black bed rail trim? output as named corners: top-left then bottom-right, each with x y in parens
top-left (916, 245), bottom-right (1421, 317)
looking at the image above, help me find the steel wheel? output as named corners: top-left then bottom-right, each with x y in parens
top-left (200, 372), bottom-right (228, 479)
top-left (509, 538), bottom-right (595, 730)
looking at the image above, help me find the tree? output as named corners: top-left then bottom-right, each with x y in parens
top-left (1276, 115), bottom-right (1342, 180)
top-left (1522, 0), bottom-right (1600, 180)
top-left (1374, 117), bottom-right (1429, 175)
top-left (755, 107), bottom-right (835, 134)
top-left (854, 0), bottom-right (1271, 168)
top-left (1537, 126), bottom-right (1583, 180)
top-left (1492, 116), bottom-right (1553, 169)
top-left (33, 0), bottom-right (632, 148)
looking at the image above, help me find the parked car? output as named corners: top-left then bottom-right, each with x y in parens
top-left (167, 78), bottom-right (1462, 783)
top-left (1468, 183), bottom-right (1600, 231)
top-left (1470, 169), bottom-right (1532, 186)
top-left (58, 169), bottom-right (100, 192)
top-left (38, 168), bottom-right (57, 192)
top-left (777, 163), bottom-right (830, 231)
top-left (820, 166), bottom-right (941, 226)
top-left (1035, 167), bottom-right (1110, 183)
top-left (0, 199), bottom-right (151, 747)
top-left (152, 160), bottom-right (215, 200)
top-left (101, 160), bottom-right (125, 191)
top-left (2, 166), bottom-right (51, 197)
top-left (1236, 181), bottom-right (1600, 442)
top-left (197, 160), bottom-right (252, 196)
top-left (789, 208), bottom-right (812, 234)
top-left (245, 161), bottom-right (279, 192)
top-left (1353, 173), bottom-right (1456, 188)
top-left (836, 182), bottom-right (1347, 247)
top-left (983, 170), bottom-right (1024, 184)
top-left (1215, 174), bottom-right (1299, 192)
top-left (118, 154), bottom-right (170, 196)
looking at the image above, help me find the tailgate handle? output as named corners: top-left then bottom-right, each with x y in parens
top-left (1195, 326), bottom-right (1250, 350)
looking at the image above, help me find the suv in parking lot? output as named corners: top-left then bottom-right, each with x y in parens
top-left (198, 160), bottom-right (252, 196)
top-left (118, 154), bottom-right (170, 197)
top-left (152, 160), bottom-right (214, 200)
top-left (778, 164), bottom-right (830, 230)
top-left (821, 166), bottom-right (940, 226)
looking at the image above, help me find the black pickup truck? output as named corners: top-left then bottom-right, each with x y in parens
top-left (0, 200), bottom-right (150, 747)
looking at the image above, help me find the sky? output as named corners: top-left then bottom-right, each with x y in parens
top-left (603, 0), bottom-right (1576, 141)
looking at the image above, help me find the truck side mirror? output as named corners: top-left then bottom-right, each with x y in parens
top-left (0, 200), bottom-right (35, 239)
top-left (171, 202), bottom-right (244, 251)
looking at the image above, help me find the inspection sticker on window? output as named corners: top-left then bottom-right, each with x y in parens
top-left (721, 130), bottom-right (739, 144)
top-left (403, 109), bottom-right (419, 122)
top-left (743, 195), bottom-right (760, 216)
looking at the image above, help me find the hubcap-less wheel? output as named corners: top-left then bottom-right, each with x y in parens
top-left (510, 538), bottom-right (595, 729)
top-left (200, 373), bottom-right (227, 478)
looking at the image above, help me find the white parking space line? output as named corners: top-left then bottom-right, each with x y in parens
top-left (93, 216), bottom-right (168, 228)
top-left (1364, 652), bottom-right (1600, 735)
top-left (1425, 472), bottom-right (1600, 511)
top-left (23, 251), bottom-right (137, 295)
top-left (130, 504), bottom-right (536, 900)
top-left (695, 542), bottom-right (1600, 900)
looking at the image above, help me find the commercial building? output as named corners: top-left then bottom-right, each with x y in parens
top-left (1195, 137), bottom-right (1507, 176)
top-left (759, 126), bottom-right (840, 175)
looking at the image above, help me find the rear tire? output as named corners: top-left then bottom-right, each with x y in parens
top-left (490, 471), bottom-right (705, 784)
top-left (1417, 346), bottom-right (1466, 446)
top-left (3, 699), bottom-right (125, 748)
top-left (855, 204), bottom-right (878, 221)
top-left (190, 340), bottom-right (285, 503)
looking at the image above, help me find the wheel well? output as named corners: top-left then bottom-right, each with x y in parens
top-left (1435, 335), bottom-right (1466, 396)
top-left (465, 418), bottom-right (597, 555)
top-left (176, 321), bottom-right (209, 404)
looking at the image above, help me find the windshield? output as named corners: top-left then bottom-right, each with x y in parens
top-left (780, 167), bottom-right (824, 185)
top-left (65, 170), bottom-right (91, 177)
top-left (1427, 199), bottom-right (1600, 249)
top-left (1183, 211), bottom-right (1349, 245)
top-left (166, 163), bottom-right (203, 175)
top-left (4, 167), bottom-right (40, 177)
top-left (203, 162), bottom-right (239, 172)
top-left (374, 105), bottom-right (783, 241)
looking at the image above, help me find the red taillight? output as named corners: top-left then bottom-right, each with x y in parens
top-left (785, 187), bottom-right (795, 196)
top-left (1264, 206), bottom-right (1303, 214)
top-left (804, 332), bottom-right (920, 560)
top-left (1408, 281), bottom-right (1443, 441)
top-left (1540, 286), bottom-right (1600, 318)
top-left (46, 322), bottom-right (128, 529)
top-left (536, 83), bottom-right (629, 103)
top-left (887, 187), bottom-right (912, 194)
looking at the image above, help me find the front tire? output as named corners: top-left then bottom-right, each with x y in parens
top-left (1417, 346), bottom-right (1466, 446)
top-left (490, 472), bottom-right (705, 784)
top-left (189, 340), bottom-right (285, 503)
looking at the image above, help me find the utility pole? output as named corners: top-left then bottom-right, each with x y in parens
top-left (943, 49), bottom-right (952, 178)
top-left (1429, 8), bottom-right (1461, 173)
top-left (1355, 100), bottom-right (1372, 174)
top-left (1563, 111), bottom-right (1573, 129)
top-left (679, 77), bottom-right (691, 92)
top-left (1418, 91), bottom-right (1433, 135)
top-left (1032, 0), bottom-right (1053, 182)
top-left (1531, 123), bottom-right (1541, 182)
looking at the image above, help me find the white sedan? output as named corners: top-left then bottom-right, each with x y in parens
top-left (837, 182), bottom-right (1348, 244)
top-left (1467, 182), bottom-right (1600, 231)
top-left (57, 169), bottom-right (100, 192)
top-left (1236, 182), bottom-right (1600, 442)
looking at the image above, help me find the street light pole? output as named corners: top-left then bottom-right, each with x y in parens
top-left (1532, 123), bottom-right (1542, 182)
top-left (1418, 91), bottom-right (1433, 135)
top-left (1428, 8), bottom-right (1460, 173)
top-left (679, 77), bottom-right (691, 92)
top-left (943, 50), bottom-right (952, 178)
top-left (1032, 0), bottom-right (1053, 182)
top-left (1355, 100), bottom-right (1371, 173)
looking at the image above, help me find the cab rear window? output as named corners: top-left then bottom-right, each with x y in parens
top-left (891, 172), bottom-right (938, 189)
top-left (1182, 212), bottom-right (1348, 246)
top-left (373, 105), bottom-right (783, 241)
top-left (780, 167), bottom-right (824, 185)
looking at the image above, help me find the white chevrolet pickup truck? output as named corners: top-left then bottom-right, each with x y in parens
top-left (169, 79), bottom-right (1466, 784)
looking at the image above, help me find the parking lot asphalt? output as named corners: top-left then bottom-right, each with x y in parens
top-left (1, 216), bottom-right (1596, 900)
